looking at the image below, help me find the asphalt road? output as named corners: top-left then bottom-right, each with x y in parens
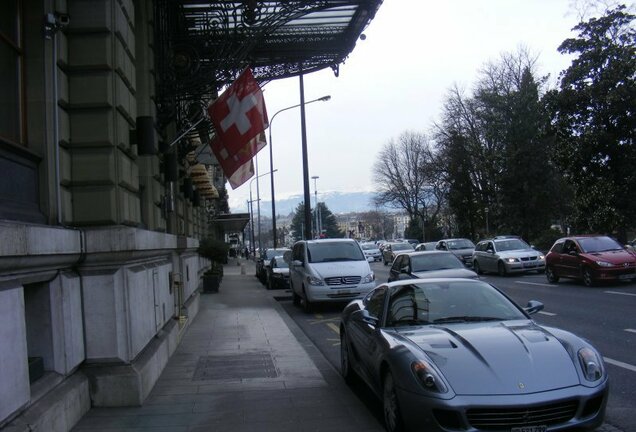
top-left (276, 260), bottom-right (635, 432)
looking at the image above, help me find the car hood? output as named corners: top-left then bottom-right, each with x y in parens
top-left (272, 268), bottom-right (289, 275)
top-left (497, 248), bottom-right (541, 258)
top-left (397, 321), bottom-right (580, 395)
top-left (583, 249), bottom-right (636, 264)
top-left (411, 269), bottom-right (478, 279)
top-left (309, 261), bottom-right (371, 278)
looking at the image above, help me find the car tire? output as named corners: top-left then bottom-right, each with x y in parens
top-left (340, 329), bottom-right (356, 385)
top-left (474, 261), bottom-right (483, 275)
top-left (301, 286), bottom-right (312, 313)
top-left (582, 267), bottom-right (595, 287)
top-left (383, 371), bottom-right (405, 432)
top-left (546, 266), bottom-right (559, 283)
top-left (291, 282), bottom-right (301, 306)
top-left (498, 261), bottom-right (508, 277)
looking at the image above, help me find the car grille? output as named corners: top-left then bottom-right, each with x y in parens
top-left (466, 400), bottom-right (578, 430)
top-left (325, 276), bottom-right (361, 286)
top-left (327, 292), bottom-right (361, 299)
top-left (520, 256), bottom-right (538, 261)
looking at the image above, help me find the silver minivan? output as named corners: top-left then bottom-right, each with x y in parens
top-left (286, 239), bottom-right (376, 312)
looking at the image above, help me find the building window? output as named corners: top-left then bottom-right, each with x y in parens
top-left (0, 1), bottom-right (23, 146)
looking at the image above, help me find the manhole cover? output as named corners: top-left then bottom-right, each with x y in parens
top-left (192, 352), bottom-right (278, 381)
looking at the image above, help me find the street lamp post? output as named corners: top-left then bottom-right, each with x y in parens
top-left (311, 175), bottom-right (319, 238)
top-left (268, 95), bottom-right (330, 247)
top-left (250, 169), bottom-right (277, 255)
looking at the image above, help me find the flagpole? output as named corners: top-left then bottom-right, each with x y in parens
top-left (255, 155), bottom-right (262, 253)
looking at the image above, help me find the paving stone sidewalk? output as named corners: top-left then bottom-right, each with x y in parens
top-left (72, 258), bottom-right (384, 432)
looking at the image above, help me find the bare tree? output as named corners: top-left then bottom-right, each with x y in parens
top-left (373, 131), bottom-right (433, 220)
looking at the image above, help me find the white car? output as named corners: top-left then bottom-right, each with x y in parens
top-left (286, 239), bottom-right (376, 312)
top-left (360, 242), bottom-right (382, 261)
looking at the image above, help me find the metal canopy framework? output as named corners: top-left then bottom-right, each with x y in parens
top-left (154, 0), bottom-right (382, 130)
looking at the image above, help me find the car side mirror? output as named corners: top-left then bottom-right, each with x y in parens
top-left (353, 309), bottom-right (379, 327)
top-left (524, 300), bottom-right (544, 315)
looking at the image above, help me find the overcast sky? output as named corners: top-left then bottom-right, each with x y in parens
top-left (226, 0), bottom-right (628, 212)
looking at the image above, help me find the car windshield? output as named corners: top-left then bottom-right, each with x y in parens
top-left (392, 243), bottom-right (413, 251)
top-left (266, 249), bottom-right (288, 259)
top-left (272, 259), bottom-right (288, 269)
top-left (307, 241), bottom-right (365, 263)
top-left (578, 236), bottom-right (623, 253)
top-left (447, 239), bottom-right (475, 250)
top-left (410, 253), bottom-right (464, 272)
top-left (494, 239), bottom-right (529, 251)
top-left (386, 281), bottom-right (526, 327)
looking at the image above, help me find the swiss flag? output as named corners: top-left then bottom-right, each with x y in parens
top-left (207, 68), bottom-right (268, 179)
top-left (215, 131), bottom-right (267, 189)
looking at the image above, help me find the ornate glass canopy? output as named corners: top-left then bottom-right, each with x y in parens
top-left (154, 0), bottom-right (382, 130)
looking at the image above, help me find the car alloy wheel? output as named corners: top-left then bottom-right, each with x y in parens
top-left (546, 266), bottom-right (559, 283)
top-left (582, 267), bottom-right (595, 287)
top-left (498, 261), bottom-right (508, 277)
top-left (340, 330), bottom-right (355, 385)
top-left (383, 372), bottom-right (404, 432)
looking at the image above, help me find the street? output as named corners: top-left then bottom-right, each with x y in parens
top-left (277, 261), bottom-right (636, 432)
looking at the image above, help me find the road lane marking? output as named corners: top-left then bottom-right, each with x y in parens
top-left (603, 357), bottom-right (636, 373)
top-left (515, 281), bottom-right (554, 287)
top-left (327, 322), bottom-right (340, 335)
top-left (605, 291), bottom-right (636, 297)
top-left (538, 311), bottom-right (557, 316)
top-left (625, 329), bottom-right (636, 334)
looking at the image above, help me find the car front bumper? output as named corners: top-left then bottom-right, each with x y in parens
top-left (305, 281), bottom-right (376, 302)
top-left (504, 260), bottom-right (546, 273)
top-left (396, 380), bottom-right (608, 432)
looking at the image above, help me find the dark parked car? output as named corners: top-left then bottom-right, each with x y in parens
top-left (265, 256), bottom-right (289, 290)
top-left (434, 238), bottom-right (475, 267)
top-left (340, 279), bottom-right (608, 432)
top-left (388, 251), bottom-right (478, 282)
top-left (382, 242), bottom-right (414, 265)
top-left (545, 235), bottom-right (636, 286)
top-left (256, 248), bottom-right (290, 283)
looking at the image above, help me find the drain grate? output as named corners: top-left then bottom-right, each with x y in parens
top-left (192, 352), bottom-right (278, 381)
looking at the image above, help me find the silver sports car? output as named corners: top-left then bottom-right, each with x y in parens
top-left (339, 279), bottom-right (608, 432)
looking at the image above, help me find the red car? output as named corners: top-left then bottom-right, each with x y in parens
top-left (545, 235), bottom-right (636, 286)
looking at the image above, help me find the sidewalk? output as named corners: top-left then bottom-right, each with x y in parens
top-left (72, 258), bottom-right (383, 432)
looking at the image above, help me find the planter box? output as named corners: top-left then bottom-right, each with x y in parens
top-left (203, 274), bottom-right (221, 293)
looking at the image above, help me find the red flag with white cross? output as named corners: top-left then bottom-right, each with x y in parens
top-left (207, 68), bottom-right (268, 180)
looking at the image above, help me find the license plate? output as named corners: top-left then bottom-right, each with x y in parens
top-left (337, 289), bottom-right (352, 295)
top-left (511, 426), bottom-right (547, 432)
top-left (619, 273), bottom-right (635, 280)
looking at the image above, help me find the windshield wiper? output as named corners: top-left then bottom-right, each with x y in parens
top-left (433, 316), bottom-right (503, 324)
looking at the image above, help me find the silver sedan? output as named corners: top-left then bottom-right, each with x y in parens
top-left (339, 279), bottom-right (608, 432)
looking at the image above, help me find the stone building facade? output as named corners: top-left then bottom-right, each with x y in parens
top-left (1, 1), bottom-right (215, 429)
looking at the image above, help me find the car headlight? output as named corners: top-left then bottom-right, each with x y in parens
top-left (595, 261), bottom-right (614, 267)
top-left (411, 361), bottom-right (448, 393)
top-left (505, 257), bottom-right (519, 263)
top-left (538, 254), bottom-right (545, 260)
top-left (362, 272), bottom-right (375, 283)
top-left (578, 347), bottom-right (604, 382)
top-left (306, 275), bottom-right (324, 286)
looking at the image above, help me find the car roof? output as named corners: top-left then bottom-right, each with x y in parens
top-left (302, 238), bottom-right (357, 244)
top-left (396, 250), bottom-right (452, 257)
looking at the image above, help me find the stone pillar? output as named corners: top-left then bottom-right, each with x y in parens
top-left (66, 0), bottom-right (140, 226)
